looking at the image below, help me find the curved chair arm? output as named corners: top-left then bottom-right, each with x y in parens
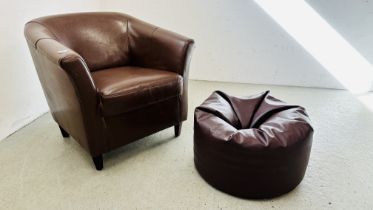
top-left (36, 39), bottom-right (98, 112)
top-left (127, 17), bottom-right (195, 76)
top-left (35, 39), bottom-right (106, 156)
top-left (127, 17), bottom-right (195, 122)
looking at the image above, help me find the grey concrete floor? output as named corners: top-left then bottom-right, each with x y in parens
top-left (1, 80), bottom-right (373, 209)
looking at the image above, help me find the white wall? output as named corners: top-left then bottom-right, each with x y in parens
top-left (307, 0), bottom-right (373, 65)
top-left (0, 0), bottom-right (100, 140)
top-left (306, 0), bottom-right (373, 91)
top-left (1, 0), bottom-right (373, 140)
top-left (101, 0), bottom-right (373, 91)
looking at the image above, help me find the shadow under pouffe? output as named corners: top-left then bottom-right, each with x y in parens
top-left (194, 91), bottom-right (314, 199)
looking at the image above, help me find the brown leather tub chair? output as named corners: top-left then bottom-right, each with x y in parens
top-left (24, 12), bottom-right (194, 170)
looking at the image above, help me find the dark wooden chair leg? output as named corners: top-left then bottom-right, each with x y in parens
top-left (92, 155), bottom-right (103, 170)
top-left (59, 125), bottom-right (69, 138)
top-left (174, 123), bottom-right (182, 137)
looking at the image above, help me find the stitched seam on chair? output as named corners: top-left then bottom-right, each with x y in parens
top-left (98, 74), bottom-right (178, 97)
top-left (126, 18), bottom-right (130, 59)
top-left (101, 79), bottom-right (181, 99)
top-left (27, 21), bottom-right (59, 47)
top-left (103, 95), bottom-right (178, 116)
top-left (179, 40), bottom-right (189, 73)
top-left (35, 40), bottom-right (76, 68)
top-left (36, 42), bottom-right (64, 66)
top-left (151, 27), bottom-right (159, 37)
top-left (34, 37), bottom-right (56, 49)
top-left (28, 20), bottom-right (63, 63)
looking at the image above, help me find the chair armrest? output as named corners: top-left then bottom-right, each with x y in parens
top-left (36, 39), bottom-right (106, 155)
top-left (36, 39), bottom-right (97, 100)
top-left (128, 17), bottom-right (195, 76)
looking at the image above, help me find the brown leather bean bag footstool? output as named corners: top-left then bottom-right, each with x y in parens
top-left (194, 91), bottom-right (313, 199)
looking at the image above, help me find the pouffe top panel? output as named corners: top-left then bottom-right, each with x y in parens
top-left (195, 91), bottom-right (313, 149)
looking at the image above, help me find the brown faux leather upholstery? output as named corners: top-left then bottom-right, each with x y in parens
top-left (92, 67), bottom-right (183, 116)
top-left (24, 12), bottom-right (194, 170)
top-left (194, 91), bottom-right (313, 199)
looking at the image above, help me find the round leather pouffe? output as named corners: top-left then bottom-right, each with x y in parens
top-left (194, 91), bottom-right (313, 199)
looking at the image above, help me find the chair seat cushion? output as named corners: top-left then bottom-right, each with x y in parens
top-left (92, 66), bottom-right (183, 116)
